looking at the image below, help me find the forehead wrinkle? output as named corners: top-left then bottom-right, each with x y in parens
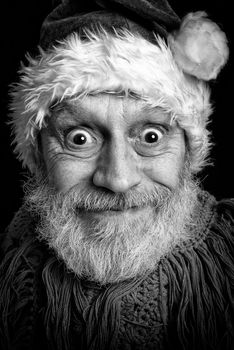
top-left (48, 97), bottom-right (123, 134)
top-left (119, 104), bottom-right (174, 131)
top-left (139, 104), bottom-right (172, 124)
top-left (49, 100), bottom-right (98, 128)
top-left (49, 96), bottom-right (173, 130)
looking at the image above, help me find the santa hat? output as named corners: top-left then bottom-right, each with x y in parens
top-left (10, 0), bottom-right (229, 173)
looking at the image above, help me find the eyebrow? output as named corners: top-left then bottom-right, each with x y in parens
top-left (141, 105), bottom-right (172, 123)
top-left (49, 99), bottom-right (173, 128)
top-left (49, 100), bottom-right (90, 127)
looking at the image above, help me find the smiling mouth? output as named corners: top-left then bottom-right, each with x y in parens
top-left (77, 206), bottom-right (145, 216)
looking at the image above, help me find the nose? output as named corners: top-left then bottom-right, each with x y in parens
top-left (93, 139), bottom-right (141, 193)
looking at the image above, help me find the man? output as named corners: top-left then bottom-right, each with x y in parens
top-left (0, 0), bottom-right (233, 349)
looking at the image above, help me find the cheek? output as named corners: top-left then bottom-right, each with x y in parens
top-left (42, 137), bottom-right (96, 192)
top-left (143, 144), bottom-right (186, 190)
top-left (48, 161), bottom-right (95, 192)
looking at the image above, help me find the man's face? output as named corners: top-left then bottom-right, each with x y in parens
top-left (28, 93), bottom-right (197, 285)
top-left (42, 93), bottom-right (186, 198)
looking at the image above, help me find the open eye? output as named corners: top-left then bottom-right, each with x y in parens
top-left (135, 126), bottom-right (166, 156)
top-left (66, 129), bottom-right (95, 148)
top-left (64, 128), bottom-right (102, 157)
top-left (140, 127), bottom-right (164, 144)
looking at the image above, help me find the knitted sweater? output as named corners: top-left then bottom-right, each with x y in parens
top-left (0, 191), bottom-right (233, 350)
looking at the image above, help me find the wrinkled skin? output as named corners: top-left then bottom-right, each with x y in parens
top-left (42, 93), bottom-right (186, 199)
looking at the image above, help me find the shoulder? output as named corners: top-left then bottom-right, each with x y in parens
top-left (163, 192), bottom-right (234, 349)
top-left (162, 190), bottom-right (234, 305)
top-left (0, 204), bottom-right (38, 260)
top-left (0, 205), bottom-right (46, 298)
top-left (208, 195), bottom-right (234, 252)
top-left (192, 190), bottom-right (234, 247)
top-left (189, 191), bottom-right (234, 271)
top-left (215, 197), bottom-right (234, 227)
top-left (0, 206), bottom-right (48, 350)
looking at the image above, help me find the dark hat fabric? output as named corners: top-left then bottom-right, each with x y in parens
top-left (39, 0), bottom-right (181, 49)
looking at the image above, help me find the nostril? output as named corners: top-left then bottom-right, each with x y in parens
top-left (93, 151), bottom-right (141, 193)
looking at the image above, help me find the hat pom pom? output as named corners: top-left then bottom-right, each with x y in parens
top-left (168, 12), bottom-right (229, 80)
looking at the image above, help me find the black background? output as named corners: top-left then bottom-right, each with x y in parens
top-left (0, 0), bottom-right (233, 232)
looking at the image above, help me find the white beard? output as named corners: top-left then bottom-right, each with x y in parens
top-left (25, 172), bottom-right (199, 285)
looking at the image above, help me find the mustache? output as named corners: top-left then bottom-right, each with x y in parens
top-left (25, 175), bottom-right (173, 214)
top-left (56, 185), bottom-right (172, 212)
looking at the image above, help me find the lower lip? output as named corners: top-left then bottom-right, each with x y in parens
top-left (80, 206), bottom-right (147, 217)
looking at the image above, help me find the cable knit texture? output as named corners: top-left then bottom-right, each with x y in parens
top-left (0, 191), bottom-right (234, 350)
